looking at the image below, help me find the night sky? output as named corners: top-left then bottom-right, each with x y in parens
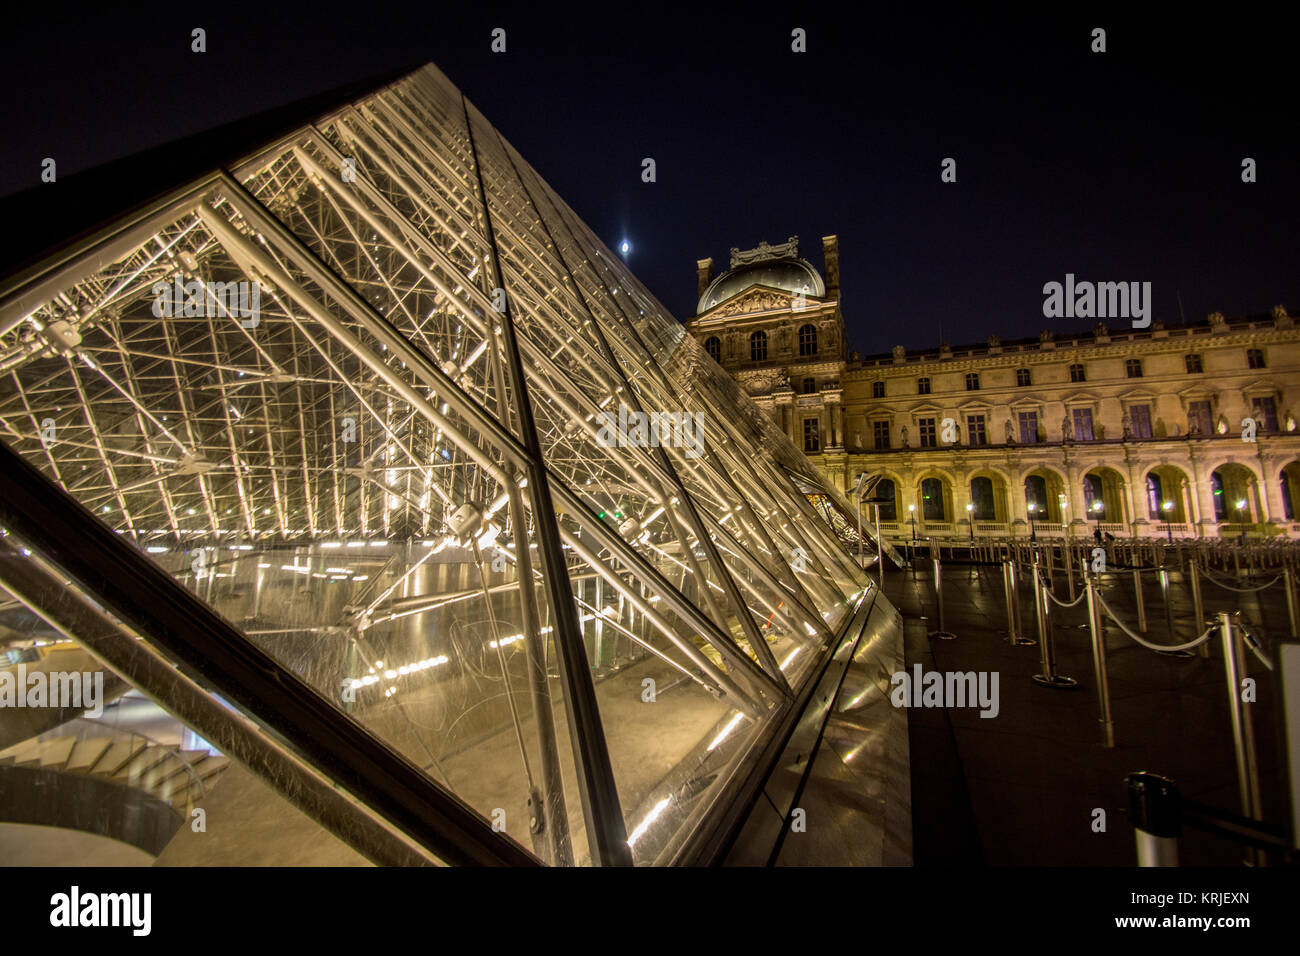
top-left (1, 6), bottom-right (1296, 357)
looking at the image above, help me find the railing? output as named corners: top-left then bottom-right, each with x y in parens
top-left (60, 715), bottom-right (212, 815)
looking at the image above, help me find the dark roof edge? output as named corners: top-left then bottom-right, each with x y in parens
top-left (0, 61), bottom-right (427, 284)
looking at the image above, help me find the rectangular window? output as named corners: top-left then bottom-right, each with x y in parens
top-left (1252, 396), bottom-right (1279, 432)
top-left (917, 377), bottom-right (931, 394)
top-left (1247, 348), bottom-right (1265, 369)
top-left (918, 417), bottom-right (936, 448)
top-left (1185, 353), bottom-right (1203, 374)
top-left (803, 417), bottom-right (820, 453)
top-left (1069, 363), bottom-right (1086, 382)
top-left (1125, 358), bottom-right (1143, 378)
top-left (1072, 408), bottom-right (1094, 441)
top-left (1129, 404), bottom-right (1152, 439)
top-left (872, 380), bottom-right (886, 398)
top-left (873, 420), bottom-right (891, 450)
top-left (966, 414), bottom-right (987, 446)
top-left (1018, 410), bottom-right (1039, 444)
top-left (965, 372), bottom-right (980, 391)
top-left (1016, 368), bottom-right (1032, 387)
top-left (802, 377), bottom-right (816, 394)
top-left (1188, 400), bottom-right (1213, 436)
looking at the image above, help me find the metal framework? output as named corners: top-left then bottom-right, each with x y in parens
top-left (0, 63), bottom-right (873, 865)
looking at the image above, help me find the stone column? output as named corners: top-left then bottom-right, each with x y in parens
top-left (1124, 452), bottom-right (1146, 535)
top-left (1189, 454), bottom-right (1221, 535)
top-left (1009, 465), bottom-right (1029, 532)
top-left (1258, 449), bottom-right (1285, 529)
top-left (1063, 454), bottom-right (1088, 528)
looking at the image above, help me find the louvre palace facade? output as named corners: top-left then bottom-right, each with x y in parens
top-left (685, 237), bottom-right (1300, 542)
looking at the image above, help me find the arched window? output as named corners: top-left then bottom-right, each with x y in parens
top-left (1024, 475), bottom-right (1048, 515)
top-left (876, 479), bottom-right (897, 521)
top-left (1146, 474), bottom-right (1163, 518)
top-left (1282, 471), bottom-right (1295, 521)
top-left (750, 330), bottom-right (767, 362)
top-left (798, 324), bottom-right (817, 356)
top-left (1211, 470), bottom-right (1226, 520)
top-left (921, 478), bottom-right (945, 521)
top-left (969, 477), bottom-right (995, 521)
top-left (1083, 474), bottom-right (1105, 519)
top-left (704, 336), bottom-right (721, 362)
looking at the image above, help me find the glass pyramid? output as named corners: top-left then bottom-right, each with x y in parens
top-left (0, 63), bottom-right (876, 865)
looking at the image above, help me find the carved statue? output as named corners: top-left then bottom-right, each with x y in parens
top-left (988, 334), bottom-right (1001, 348)
top-left (1121, 412), bottom-right (1132, 439)
top-left (900, 425), bottom-right (909, 448)
top-left (892, 344), bottom-right (906, 362)
top-left (1040, 329), bottom-right (1054, 343)
top-left (1004, 419), bottom-right (1015, 444)
top-left (1062, 414), bottom-right (1073, 442)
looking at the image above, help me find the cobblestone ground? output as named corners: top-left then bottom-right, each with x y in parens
top-left (885, 555), bottom-right (1289, 866)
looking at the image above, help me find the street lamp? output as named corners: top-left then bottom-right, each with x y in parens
top-left (909, 503), bottom-right (917, 551)
top-left (1161, 500), bottom-right (1174, 542)
top-left (1027, 501), bottom-right (1037, 541)
top-left (966, 502), bottom-right (975, 542)
top-left (1091, 499), bottom-right (1104, 544)
top-left (1236, 498), bottom-right (1248, 545)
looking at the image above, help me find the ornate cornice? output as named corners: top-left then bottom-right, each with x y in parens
top-left (729, 236), bottom-right (799, 268)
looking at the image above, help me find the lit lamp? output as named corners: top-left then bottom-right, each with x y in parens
top-left (966, 502), bottom-right (975, 542)
top-left (1091, 499), bottom-right (1104, 542)
top-left (909, 503), bottom-right (917, 550)
top-left (1236, 498), bottom-right (1248, 544)
top-left (1161, 500), bottom-right (1174, 542)
top-left (1027, 501), bottom-right (1037, 541)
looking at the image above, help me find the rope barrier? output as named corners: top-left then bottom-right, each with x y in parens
top-left (1096, 590), bottom-right (1217, 653)
top-left (1042, 579), bottom-right (1087, 608)
top-left (1197, 566), bottom-right (1283, 593)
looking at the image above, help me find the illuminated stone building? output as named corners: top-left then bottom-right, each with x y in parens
top-left (687, 240), bottom-right (1300, 542)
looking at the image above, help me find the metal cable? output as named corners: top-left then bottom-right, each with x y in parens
top-left (1096, 590), bottom-right (1217, 653)
top-left (1198, 566), bottom-right (1283, 593)
top-left (1042, 579), bottom-right (1087, 608)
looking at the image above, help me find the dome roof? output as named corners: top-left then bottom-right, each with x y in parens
top-left (697, 257), bottom-right (825, 313)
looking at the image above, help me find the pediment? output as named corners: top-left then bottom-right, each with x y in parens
top-left (698, 284), bottom-right (824, 319)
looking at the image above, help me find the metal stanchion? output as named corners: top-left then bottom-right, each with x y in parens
top-left (1218, 611), bottom-right (1263, 864)
top-left (1190, 561), bottom-right (1209, 659)
top-left (1064, 540), bottom-right (1076, 603)
top-left (1285, 566), bottom-right (1299, 639)
top-left (929, 556), bottom-right (956, 639)
top-left (1127, 772), bottom-right (1180, 866)
top-left (1084, 575), bottom-right (1116, 747)
top-left (1132, 568), bottom-right (1147, 633)
top-left (1157, 568), bottom-right (1183, 653)
top-left (1032, 554), bottom-right (1075, 688)
top-left (1003, 559), bottom-right (1033, 646)
top-left (1002, 560), bottom-right (1018, 644)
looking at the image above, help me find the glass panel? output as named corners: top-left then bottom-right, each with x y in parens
top-left (0, 63), bottom-right (869, 867)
